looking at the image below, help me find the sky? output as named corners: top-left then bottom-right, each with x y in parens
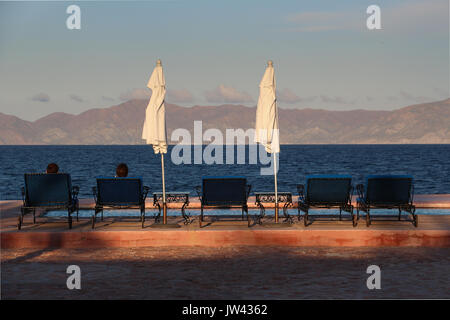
top-left (0, 0), bottom-right (449, 121)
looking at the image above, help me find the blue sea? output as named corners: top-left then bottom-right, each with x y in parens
top-left (1, 144), bottom-right (450, 200)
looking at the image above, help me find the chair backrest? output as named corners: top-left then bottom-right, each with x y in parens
top-left (96, 177), bottom-right (143, 206)
top-left (305, 174), bottom-right (352, 205)
top-left (24, 173), bottom-right (72, 207)
top-left (201, 176), bottom-right (248, 206)
top-left (365, 175), bottom-right (413, 205)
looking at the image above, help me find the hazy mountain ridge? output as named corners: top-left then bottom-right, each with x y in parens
top-left (1, 99), bottom-right (449, 144)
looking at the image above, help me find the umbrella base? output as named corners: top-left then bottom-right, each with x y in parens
top-left (150, 223), bottom-right (181, 229)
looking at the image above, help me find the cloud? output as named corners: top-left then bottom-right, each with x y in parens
top-left (204, 84), bottom-right (253, 103)
top-left (383, 0), bottom-right (448, 33)
top-left (320, 95), bottom-right (355, 105)
top-left (277, 88), bottom-right (317, 104)
top-left (119, 88), bottom-right (151, 101)
top-left (69, 94), bottom-right (85, 103)
top-left (277, 88), bottom-right (301, 104)
top-left (31, 93), bottom-right (50, 103)
top-left (385, 91), bottom-right (435, 103)
top-left (285, 11), bottom-right (361, 32)
top-left (120, 88), bottom-right (195, 103)
top-left (433, 87), bottom-right (450, 98)
top-left (387, 95), bottom-right (398, 102)
top-left (101, 96), bottom-right (115, 102)
top-left (399, 91), bottom-right (432, 103)
top-left (167, 89), bottom-right (194, 103)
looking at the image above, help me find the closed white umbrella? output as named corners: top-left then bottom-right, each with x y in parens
top-left (255, 60), bottom-right (281, 222)
top-left (142, 59), bottom-right (168, 224)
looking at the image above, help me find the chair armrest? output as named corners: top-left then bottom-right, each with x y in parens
top-left (72, 186), bottom-right (80, 201)
top-left (297, 184), bottom-right (305, 202)
top-left (142, 186), bottom-right (150, 201)
top-left (92, 186), bottom-right (98, 203)
top-left (194, 186), bottom-right (202, 201)
top-left (246, 184), bottom-right (252, 199)
top-left (356, 184), bottom-right (365, 200)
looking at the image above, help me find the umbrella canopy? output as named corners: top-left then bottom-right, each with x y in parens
top-left (255, 60), bottom-right (281, 223)
top-left (255, 60), bottom-right (279, 154)
top-left (142, 59), bottom-right (167, 154)
top-left (142, 59), bottom-right (169, 225)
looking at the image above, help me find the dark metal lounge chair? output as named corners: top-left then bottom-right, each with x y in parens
top-left (19, 173), bottom-right (79, 230)
top-left (92, 177), bottom-right (150, 229)
top-left (297, 174), bottom-right (355, 227)
top-left (356, 175), bottom-right (417, 227)
top-left (195, 176), bottom-right (251, 227)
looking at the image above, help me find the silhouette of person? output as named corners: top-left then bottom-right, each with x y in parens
top-left (46, 163), bottom-right (59, 174)
top-left (116, 163), bottom-right (128, 177)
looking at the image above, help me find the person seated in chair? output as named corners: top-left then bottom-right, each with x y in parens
top-left (116, 163), bottom-right (128, 177)
top-left (46, 163), bottom-right (59, 174)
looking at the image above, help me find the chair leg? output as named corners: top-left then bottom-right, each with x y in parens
top-left (411, 206), bottom-right (418, 227)
top-left (199, 207), bottom-right (203, 228)
top-left (398, 208), bottom-right (401, 221)
top-left (351, 207), bottom-right (357, 227)
top-left (76, 206), bottom-right (79, 222)
top-left (339, 208), bottom-right (342, 221)
top-left (68, 209), bottom-right (72, 229)
top-left (366, 208), bottom-right (371, 227)
top-left (33, 209), bottom-right (36, 224)
top-left (181, 203), bottom-right (191, 225)
top-left (141, 208), bottom-right (145, 228)
top-left (101, 210), bottom-right (104, 221)
top-left (18, 209), bottom-right (23, 230)
top-left (92, 208), bottom-right (99, 229)
top-left (304, 209), bottom-right (308, 227)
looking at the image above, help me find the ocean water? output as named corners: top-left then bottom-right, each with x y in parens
top-left (1, 144), bottom-right (450, 200)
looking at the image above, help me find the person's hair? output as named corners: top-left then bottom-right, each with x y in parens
top-left (116, 163), bottom-right (128, 177)
top-left (46, 163), bottom-right (59, 174)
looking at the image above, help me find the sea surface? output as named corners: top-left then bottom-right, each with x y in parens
top-left (1, 144), bottom-right (450, 200)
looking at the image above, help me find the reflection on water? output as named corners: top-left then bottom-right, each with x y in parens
top-left (45, 208), bottom-right (450, 217)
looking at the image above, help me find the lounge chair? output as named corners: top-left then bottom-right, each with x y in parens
top-left (195, 176), bottom-right (251, 227)
top-left (297, 174), bottom-right (355, 227)
top-left (356, 175), bottom-right (417, 227)
top-left (92, 177), bottom-right (150, 229)
top-left (19, 173), bottom-right (79, 229)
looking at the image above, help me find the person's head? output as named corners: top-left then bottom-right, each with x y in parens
top-left (46, 163), bottom-right (59, 174)
top-left (116, 163), bottom-right (128, 177)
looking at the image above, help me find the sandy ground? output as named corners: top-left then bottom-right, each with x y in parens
top-left (1, 246), bottom-right (449, 299)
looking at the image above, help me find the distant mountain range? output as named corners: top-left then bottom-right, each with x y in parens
top-left (1, 99), bottom-right (449, 144)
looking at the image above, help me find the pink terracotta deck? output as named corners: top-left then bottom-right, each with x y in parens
top-left (1, 196), bottom-right (450, 249)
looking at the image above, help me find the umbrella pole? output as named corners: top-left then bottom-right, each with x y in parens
top-left (161, 153), bottom-right (167, 224)
top-left (274, 152), bottom-right (278, 223)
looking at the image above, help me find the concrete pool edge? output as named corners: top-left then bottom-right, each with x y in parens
top-left (2, 229), bottom-right (450, 249)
